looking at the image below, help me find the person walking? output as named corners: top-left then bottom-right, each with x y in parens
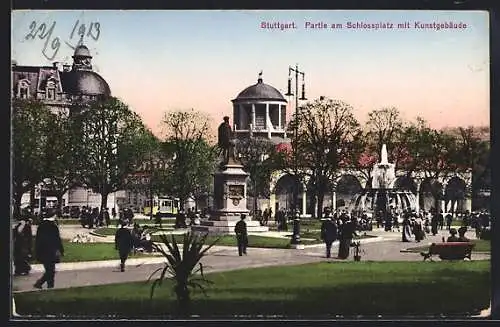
top-left (234, 214), bottom-right (248, 256)
top-left (115, 221), bottom-right (134, 272)
top-left (13, 218), bottom-right (33, 276)
top-left (401, 216), bottom-right (413, 242)
top-left (33, 214), bottom-right (64, 289)
top-left (320, 216), bottom-right (338, 258)
top-left (430, 211), bottom-right (439, 236)
top-left (337, 217), bottom-right (356, 259)
top-left (446, 213), bottom-right (453, 230)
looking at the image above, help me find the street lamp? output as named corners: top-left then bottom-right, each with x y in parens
top-left (285, 64), bottom-right (307, 218)
top-left (286, 64), bottom-right (307, 247)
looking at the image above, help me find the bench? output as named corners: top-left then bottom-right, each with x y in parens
top-left (421, 242), bottom-right (475, 261)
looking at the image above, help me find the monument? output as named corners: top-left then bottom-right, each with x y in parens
top-left (192, 117), bottom-right (268, 235)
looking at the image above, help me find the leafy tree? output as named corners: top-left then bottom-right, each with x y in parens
top-left (160, 109), bottom-right (216, 209)
top-left (289, 97), bottom-right (361, 218)
top-left (235, 137), bottom-right (276, 212)
top-left (149, 231), bottom-right (219, 317)
top-left (42, 110), bottom-right (80, 215)
top-left (76, 97), bottom-right (153, 212)
top-left (12, 99), bottom-right (53, 219)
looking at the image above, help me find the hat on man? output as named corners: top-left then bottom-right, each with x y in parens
top-left (240, 214), bottom-right (246, 220)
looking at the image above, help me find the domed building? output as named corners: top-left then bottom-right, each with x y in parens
top-left (12, 44), bottom-right (111, 112)
top-left (12, 44), bottom-right (127, 212)
top-left (232, 73), bottom-right (288, 142)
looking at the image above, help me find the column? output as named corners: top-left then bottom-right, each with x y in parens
top-left (415, 192), bottom-right (420, 213)
top-left (302, 190), bottom-right (307, 217)
top-left (278, 104), bottom-right (282, 130)
top-left (332, 191), bottom-right (337, 211)
top-left (270, 193), bottom-right (276, 212)
top-left (251, 103), bottom-right (256, 130)
top-left (441, 189), bottom-right (446, 214)
top-left (266, 103), bottom-right (271, 138)
top-left (239, 104), bottom-right (244, 130)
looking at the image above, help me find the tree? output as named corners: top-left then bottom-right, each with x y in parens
top-left (76, 97), bottom-right (152, 212)
top-left (366, 107), bottom-right (404, 158)
top-left (289, 97), bottom-right (361, 219)
top-left (12, 99), bottom-right (53, 219)
top-left (42, 110), bottom-right (81, 215)
top-left (235, 137), bottom-right (277, 212)
top-left (160, 109), bottom-right (216, 210)
top-left (404, 118), bottom-right (459, 211)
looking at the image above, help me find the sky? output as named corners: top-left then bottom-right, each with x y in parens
top-left (11, 10), bottom-right (490, 136)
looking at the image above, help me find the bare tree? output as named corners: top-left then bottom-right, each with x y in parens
top-left (289, 97), bottom-right (361, 218)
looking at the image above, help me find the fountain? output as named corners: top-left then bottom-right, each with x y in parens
top-left (350, 144), bottom-right (417, 218)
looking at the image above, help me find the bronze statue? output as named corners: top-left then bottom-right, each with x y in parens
top-left (217, 116), bottom-right (236, 165)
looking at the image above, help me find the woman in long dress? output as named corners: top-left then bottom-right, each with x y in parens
top-left (402, 217), bottom-right (413, 242)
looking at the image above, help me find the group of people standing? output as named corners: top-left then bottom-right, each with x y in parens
top-left (320, 213), bottom-right (358, 259)
top-left (79, 206), bottom-right (114, 229)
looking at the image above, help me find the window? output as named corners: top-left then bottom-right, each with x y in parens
top-left (47, 88), bottom-right (56, 100)
top-left (17, 80), bottom-right (30, 99)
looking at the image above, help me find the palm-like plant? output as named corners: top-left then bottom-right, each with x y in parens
top-left (148, 231), bottom-right (219, 317)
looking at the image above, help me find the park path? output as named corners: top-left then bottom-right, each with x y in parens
top-left (12, 226), bottom-right (488, 293)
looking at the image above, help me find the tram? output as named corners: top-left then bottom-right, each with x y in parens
top-left (143, 196), bottom-right (180, 217)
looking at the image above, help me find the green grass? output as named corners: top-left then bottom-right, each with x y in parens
top-left (93, 227), bottom-right (173, 236)
top-left (14, 261), bottom-right (490, 318)
top-left (31, 241), bottom-right (157, 263)
top-left (150, 234), bottom-right (322, 248)
top-left (405, 239), bottom-right (491, 253)
top-left (33, 218), bottom-right (176, 225)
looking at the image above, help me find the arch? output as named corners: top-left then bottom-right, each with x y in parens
top-left (418, 178), bottom-right (443, 213)
top-left (445, 176), bottom-right (467, 215)
top-left (334, 174), bottom-right (363, 210)
top-left (393, 175), bottom-right (417, 193)
top-left (273, 174), bottom-right (304, 213)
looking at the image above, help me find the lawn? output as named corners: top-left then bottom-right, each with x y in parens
top-left (405, 239), bottom-right (491, 253)
top-left (14, 261), bottom-right (490, 318)
top-left (31, 241), bottom-right (157, 263)
top-left (150, 234), bottom-right (322, 248)
top-left (93, 226), bottom-right (173, 236)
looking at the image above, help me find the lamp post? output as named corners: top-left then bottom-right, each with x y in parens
top-left (285, 64), bottom-right (307, 218)
top-left (286, 64), bottom-right (306, 247)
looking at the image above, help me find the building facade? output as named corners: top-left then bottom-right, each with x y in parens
top-left (230, 74), bottom-right (474, 217)
top-left (12, 44), bottom-right (129, 212)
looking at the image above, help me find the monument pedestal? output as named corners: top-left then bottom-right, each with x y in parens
top-left (192, 161), bottom-right (269, 235)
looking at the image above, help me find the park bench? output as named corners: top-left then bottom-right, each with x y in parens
top-left (421, 242), bottom-right (475, 261)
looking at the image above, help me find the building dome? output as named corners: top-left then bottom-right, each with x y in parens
top-left (62, 70), bottom-right (111, 96)
top-left (73, 45), bottom-right (92, 57)
top-left (233, 77), bottom-right (286, 102)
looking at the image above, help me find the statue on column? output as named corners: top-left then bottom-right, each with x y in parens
top-left (218, 116), bottom-right (237, 165)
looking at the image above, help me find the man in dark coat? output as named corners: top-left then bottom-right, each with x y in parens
top-left (115, 221), bottom-right (134, 272)
top-left (33, 215), bottom-right (64, 289)
top-left (338, 216), bottom-right (356, 259)
top-left (430, 211), bottom-right (439, 236)
top-left (13, 218), bottom-right (33, 275)
top-left (321, 217), bottom-right (338, 258)
top-left (234, 214), bottom-right (248, 256)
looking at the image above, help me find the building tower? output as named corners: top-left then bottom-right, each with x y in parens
top-left (232, 72), bottom-right (288, 142)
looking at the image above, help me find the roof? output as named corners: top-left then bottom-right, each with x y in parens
top-left (61, 70), bottom-right (111, 96)
top-left (232, 77), bottom-right (286, 102)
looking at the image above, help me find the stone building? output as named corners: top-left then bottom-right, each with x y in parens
top-left (12, 44), bottom-right (128, 212)
top-left (230, 73), bottom-right (474, 218)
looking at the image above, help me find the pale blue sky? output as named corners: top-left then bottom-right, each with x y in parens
top-left (12, 10), bottom-right (490, 134)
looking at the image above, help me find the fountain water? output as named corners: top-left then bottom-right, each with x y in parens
top-left (350, 144), bottom-right (417, 217)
